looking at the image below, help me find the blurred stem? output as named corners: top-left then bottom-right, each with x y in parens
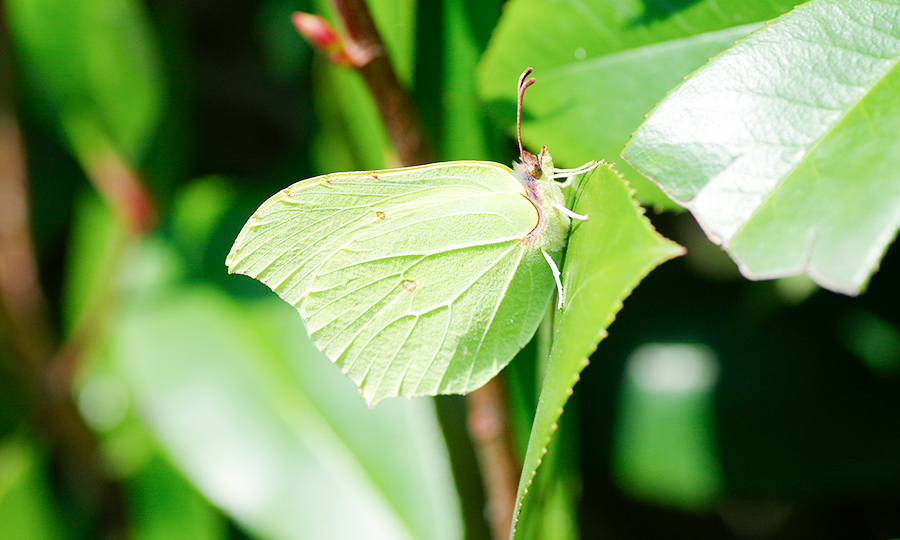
top-left (466, 377), bottom-right (519, 540)
top-left (0, 107), bottom-right (126, 538)
top-left (0, 23), bottom-right (138, 537)
top-left (0, 100), bottom-right (54, 407)
top-left (327, 0), bottom-right (432, 165)
top-left (306, 1), bottom-right (517, 538)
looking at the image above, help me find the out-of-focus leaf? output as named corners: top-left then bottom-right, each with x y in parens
top-left (477, 0), bottom-right (794, 209)
top-left (311, 61), bottom-right (390, 172)
top-left (612, 343), bottom-right (722, 509)
top-left (841, 311), bottom-right (900, 375)
top-left (5, 0), bottom-right (164, 163)
top-left (128, 456), bottom-right (226, 540)
top-left (61, 192), bottom-right (126, 331)
top-left (512, 164), bottom-right (684, 538)
top-left (440, 0), bottom-right (502, 161)
top-left (0, 436), bottom-right (62, 540)
top-left (170, 177), bottom-right (235, 259)
top-left (112, 284), bottom-right (462, 540)
top-left (624, 0), bottom-right (900, 295)
top-left (365, 0), bottom-right (416, 87)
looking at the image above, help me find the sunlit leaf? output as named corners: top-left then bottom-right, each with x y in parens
top-left (477, 0), bottom-right (795, 209)
top-left (624, 0), bottom-right (900, 295)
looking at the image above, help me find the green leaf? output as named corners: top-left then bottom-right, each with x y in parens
top-left (477, 0), bottom-right (794, 209)
top-left (113, 286), bottom-right (462, 540)
top-left (128, 456), bottom-right (226, 540)
top-left (511, 163), bottom-right (684, 538)
top-left (612, 344), bottom-right (722, 510)
top-left (5, 0), bottom-right (164, 163)
top-left (623, 0), bottom-right (900, 295)
top-left (311, 60), bottom-right (391, 173)
top-left (62, 192), bottom-right (128, 332)
top-left (439, 0), bottom-right (502, 161)
top-left (0, 436), bottom-right (62, 540)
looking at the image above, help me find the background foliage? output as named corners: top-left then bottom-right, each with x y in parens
top-left (1, 0), bottom-right (900, 539)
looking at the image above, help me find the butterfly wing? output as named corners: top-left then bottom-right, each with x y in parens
top-left (227, 161), bottom-right (555, 405)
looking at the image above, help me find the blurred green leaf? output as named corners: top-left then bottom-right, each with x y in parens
top-left (841, 311), bottom-right (900, 375)
top-left (5, 0), bottom-right (164, 163)
top-left (128, 456), bottom-right (226, 540)
top-left (365, 0), bottom-right (416, 87)
top-left (477, 0), bottom-right (794, 209)
top-left (613, 343), bottom-right (722, 509)
top-left (62, 192), bottom-right (126, 331)
top-left (112, 284), bottom-right (462, 540)
top-left (439, 0), bottom-right (502, 161)
top-left (512, 164), bottom-right (684, 538)
top-left (311, 62), bottom-right (390, 172)
top-left (623, 0), bottom-right (900, 295)
top-left (0, 436), bottom-right (62, 540)
top-left (170, 177), bottom-right (235, 259)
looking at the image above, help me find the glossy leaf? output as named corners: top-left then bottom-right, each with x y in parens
top-left (624, 0), bottom-right (900, 295)
top-left (511, 164), bottom-right (684, 538)
top-left (477, 0), bottom-right (794, 208)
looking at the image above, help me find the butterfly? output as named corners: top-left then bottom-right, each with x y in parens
top-left (227, 68), bottom-right (599, 405)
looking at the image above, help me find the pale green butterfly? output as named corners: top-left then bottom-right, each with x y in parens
top-left (226, 68), bottom-right (599, 405)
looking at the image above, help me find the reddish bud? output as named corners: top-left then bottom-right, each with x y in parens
top-left (291, 12), bottom-right (352, 66)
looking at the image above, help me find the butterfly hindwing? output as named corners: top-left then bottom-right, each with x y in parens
top-left (227, 161), bottom-right (557, 404)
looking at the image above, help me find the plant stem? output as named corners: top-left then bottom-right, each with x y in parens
top-left (466, 377), bottom-right (519, 540)
top-left (0, 23), bottom-right (144, 536)
top-left (329, 0), bottom-right (433, 166)
top-left (322, 2), bottom-right (518, 538)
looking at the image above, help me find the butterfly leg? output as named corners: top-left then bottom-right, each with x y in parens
top-left (542, 249), bottom-right (565, 310)
top-left (556, 176), bottom-right (575, 188)
top-left (552, 202), bottom-right (589, 221)
top-left (551, 160), bottom-right (601, 187)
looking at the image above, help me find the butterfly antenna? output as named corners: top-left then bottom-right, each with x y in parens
top-left (517, 67), bottom-right (535, 160)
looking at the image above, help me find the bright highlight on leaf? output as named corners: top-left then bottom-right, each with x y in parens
top-left (624, 0), bottom-right (900, 295)
top-left (227, 69), bottom-right (598, 405)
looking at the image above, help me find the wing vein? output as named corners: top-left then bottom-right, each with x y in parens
top-left (461, 246), bottom-right (527, 391)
